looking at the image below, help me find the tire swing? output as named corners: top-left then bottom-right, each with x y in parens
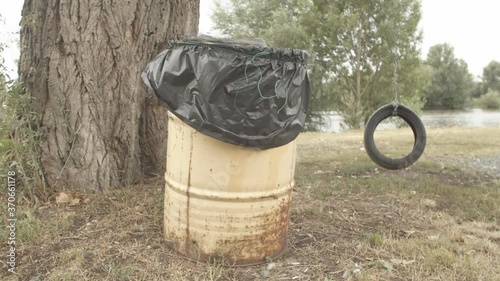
top-left (363, 34), bottom-right (426, 170)
top-left (364, 103), bottom-right (426, 170)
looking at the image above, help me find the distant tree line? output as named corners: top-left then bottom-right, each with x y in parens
top-left (213, 0), bottom-right (500, 130)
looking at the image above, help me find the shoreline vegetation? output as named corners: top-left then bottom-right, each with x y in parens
top-left (1, 126), bottom-right (498, 280)
top-left (468, 91), bottom-right (500, 110)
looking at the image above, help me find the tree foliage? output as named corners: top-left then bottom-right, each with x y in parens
top-left (213, 0), bottom-right (428, 129)
top-left (424, 44), bottom-right (473, 109)
top-left (0, 15), bottom-right (7, 86)
top-left (482, 60), bottom-right (500, 93)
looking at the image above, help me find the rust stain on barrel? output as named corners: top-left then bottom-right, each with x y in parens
top-left (277, 196), bottom-right (292, 250)
top-left (211, 196), bottom-right (292, 265)
top-left (185, 132), bottom-right (195, 255)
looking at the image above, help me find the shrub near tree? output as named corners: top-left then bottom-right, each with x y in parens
top-left (477, 91), bottom-right (500, 109)
top-left (466, 61), bottom-right (500, 109)
top-left (1, 15), bottom-right (47, 203)
top-left (476, 61), bottom-right (500, 109)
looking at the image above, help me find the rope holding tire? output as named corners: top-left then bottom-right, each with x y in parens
top-left (364, 104), bottom-right (426, 170)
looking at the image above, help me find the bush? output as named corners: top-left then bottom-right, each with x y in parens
top-left (1, 35), bottom-right (46, 204)
top-left (473, 91), bottom-right (500, 110)
top-left (0, 80), bottom-right (47, 204)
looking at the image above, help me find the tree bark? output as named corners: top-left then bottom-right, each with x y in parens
top-left (19, 0), bottom-right (199, 189)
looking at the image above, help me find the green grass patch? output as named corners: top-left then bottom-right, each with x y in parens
top-left (368, 233), bottom-right (384, 247)
top-left (0, 210), bottom-right (41, 244)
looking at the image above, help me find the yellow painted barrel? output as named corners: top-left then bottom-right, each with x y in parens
top-left (164, 112), bottom-right (297, 265)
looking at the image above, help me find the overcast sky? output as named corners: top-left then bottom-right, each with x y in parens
top-left (2, 0), bottom-right (499, 79)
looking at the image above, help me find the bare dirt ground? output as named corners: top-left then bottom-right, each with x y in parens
top-left (1, 127), bottom-right (499, 281)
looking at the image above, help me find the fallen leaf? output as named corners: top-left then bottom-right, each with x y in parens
top-left (83, 251), bottom-right (94, 260)
top-left (466, 250), bottom-right (476, 256)
top-left (132, 227), bottom-right (145, 232)
top-left (390, 258), bottom-right (415, 265)
top-left (382, 261), bottom-right (393, 271)
top-left (353, 264), bottom-right (361, 274)
top-left (422, 198), bottom-right (437, 208)
top-left (259, 269), bottom-right (270, 278)
top-left (402, 230), bottom-right (416, 238)
top-left (267, 262), bottom-right (276, 270)
top-left (149, 243), bottom-right (161, 249)
top-left (69, 198), bottom-right (81, 206)
top-left (56, 192), bottom-right (72, 204)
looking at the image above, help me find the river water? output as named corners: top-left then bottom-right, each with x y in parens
top-left (318, 109), bottom-right (500, 133)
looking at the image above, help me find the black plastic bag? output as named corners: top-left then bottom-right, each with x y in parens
top-left (142, 36), bottom-right (311, 149)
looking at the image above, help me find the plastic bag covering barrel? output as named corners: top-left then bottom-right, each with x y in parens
top-left (141, 36), bottom-right (310, 149)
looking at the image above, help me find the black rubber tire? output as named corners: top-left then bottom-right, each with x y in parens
top-left (364, 104), bottom-right (426, 170)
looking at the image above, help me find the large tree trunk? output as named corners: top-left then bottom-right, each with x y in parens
top-left (19, 0), bottom-right (199, 189)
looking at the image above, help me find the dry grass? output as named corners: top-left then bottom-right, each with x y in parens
top-left (1, 127), bottom-right (499, 280)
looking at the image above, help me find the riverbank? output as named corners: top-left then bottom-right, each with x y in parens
top-left (319, 108), bottom-right (500, 132)
top-left (1, 127), bottom-right (498, 280)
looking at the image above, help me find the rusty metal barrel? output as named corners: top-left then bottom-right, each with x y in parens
top-left (164, 112), bottom-right (297, 265)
